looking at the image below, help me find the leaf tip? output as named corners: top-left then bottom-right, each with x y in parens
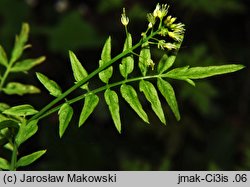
top-left (176, 115), bottom-right (181, 121)
top-left (238, 64), bottom-right (245, 70)
top-left (40, 56), bottom-right (46, 62)
top-left (68, 50), bottom-right (74, 56)
top-left (117, 128), bottom-right (122, 134)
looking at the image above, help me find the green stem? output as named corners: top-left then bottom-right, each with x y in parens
top-left (0, 61), bottom-right (14, 91)
top-left (10, 141), bottom-right (18, 171)
top-left (35, 74), bottom-right (162, 121)
top-left (28, 30), bottom-right (159, 123)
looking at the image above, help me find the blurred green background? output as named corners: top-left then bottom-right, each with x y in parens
top-left (0, 0), bottom-right (249, 170)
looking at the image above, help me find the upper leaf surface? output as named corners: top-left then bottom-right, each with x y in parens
top-left (0, 103), bottom-right (10, 112)
top-left (3, 82), bottom-right (40, 96)
top-left (0, 157), bottom-right (9, 170)
top-left (120, 84), bottom-right (149, 123)
top-left (16, 120), bottom-right (38, 146)
top-left (139, 42), bottom-right (151, 76)
top-left (58, 103), bottom-right (73, 138)
top-left (157, 54), bottom-right (176, 74)
top-left (104, 89), bottom-right (121, 133)
top-left (10, 23), bottom-right (29, 63)
top-left (79, 93), bottom-right (99, 127)
top-left (165, 64), bottom-right (245, 80)
top-left (139, 80), bottom-right (166, 125)
top-left (11, 56), bottom-right (45, 72)
top-left (99, 36), bottom-right (113, 83)
top-left (69, 50), bottom-right (89, 90)
top-left (16, 150), bottom-right (46, 168)
top-left (157, 78), bottom-right (180, 121)
top-left (0, 45), bottom-right (8, 67)
top-left (36, 72), bottom-right (62, 97)
top-left (0, 114), bottom-right (10, 122)
top-left (3, 104), bottom-right (38, 117)
top-left (119, 33), bottom-right (134, 78)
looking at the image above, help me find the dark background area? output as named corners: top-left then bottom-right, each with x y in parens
top-left (0, 0), bottom-right (249, 170)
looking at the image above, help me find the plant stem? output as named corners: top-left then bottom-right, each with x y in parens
top-left (0, 63), bottom-right (13, 91)
top-left (10, 141), bottom-right (18, 171)
top-left (35, 74), bottom-right (162, 121)
top-left (28, 31), bottom-right (159, 123)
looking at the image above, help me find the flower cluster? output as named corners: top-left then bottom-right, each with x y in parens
top-left (146, 3), bottom-right (185, 51)
top-left (153, 4), bottom-right (169, 20)
top-left (164, 15), bottom-right (185, 42)
top-left (119, 3), bottom-right (186, 71)
top-left (157, 40), bottom-right (178, 50)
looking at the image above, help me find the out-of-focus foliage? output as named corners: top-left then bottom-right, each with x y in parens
top-left (0, 0), bottom-right (30, 49)
top-left (178, 0), bottom-right (245, 16)
top-left (97, 0), bottom-right (123, 13)
top-left (41, 12), bottom-right (104, 53)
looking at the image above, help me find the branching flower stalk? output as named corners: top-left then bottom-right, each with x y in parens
top-left (0, 3), bottom-right (244, 171)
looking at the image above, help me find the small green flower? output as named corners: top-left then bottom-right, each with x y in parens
top-left (171, 23), bottom-right (185, 34)
top-left (163, 43), bottom-right (178, 50)
top-left (164, 16), bottom-right (177, 27)
top-left (168, 32), bottom-right (183, 42)
top-left (153, 3), bottom-right (169, 20)
top-left (158, 27), bottom-right (169, 36)
top-left (147, 59), bottom-right (155, 70)
top-left (147, 13), bottom-right (156, 26)
top-left (148, 22), bottom-right (153, 29)
top-left (121, 8), bottom-right (129, 26)
top-left (157, 40), bottom-right (166, 50)
top-left (164, 16), bottom-right (185, 36)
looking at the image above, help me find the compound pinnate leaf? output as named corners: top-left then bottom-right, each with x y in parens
top-left (36, 72), bottom-right (62, 97)
top-left (165, 64), bottom-right (245, 80)
top-left (120, 84), bottom-right (149, 123)
top-left (104, 89), bottom-right (121, 133)
top-left (139, 42), bottom-right (152, 76)
top-left (10, 23), bottom-right (30, 63)
top-left (16, 120), bottom-right (38, 146)
top-left (3, 82), bottom-right (40, 96)
top-left (11, 56), bottom-right (45, 72)
top-left (3, 104), bottom-right (38, 117)
top-left (79, 93), bottom-right (99, 127)
top-left (58, 103), bottom-right (73, 138)
top-left (157, 54), bottom-right (176, 74)
top-left (16, 150), bottom-right (46, 168)
top-left (139, 80), bottom-right (166, 125)
top-left (0, 45), bottom-right (8, 67)
top-left (0, 157), bottom-right (9, 170)
top-left (157, 78), bottom-right (180, 121)
top-left (119, 33), bottom-right (134, 78)
top-left (99, 36), bottom-right (113, 83)
top-left (69, 50), bottom-right (89, 90)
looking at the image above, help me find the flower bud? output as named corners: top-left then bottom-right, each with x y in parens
top-left (121, 8), bottom-right (129, 26)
